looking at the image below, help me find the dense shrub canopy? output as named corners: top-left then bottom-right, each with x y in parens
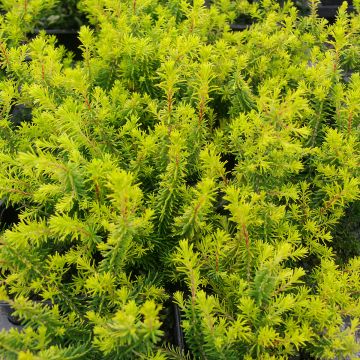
top-left (0, 0), bottom-right (359, 359)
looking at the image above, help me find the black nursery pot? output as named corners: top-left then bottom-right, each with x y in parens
top-left (0, 297), bottom-right (186, 352)
top-left (7, 28), bottom-right (81, 131)
top-left (0, 302), bottom-right (23, 331)
top-left (160, 300), bottom-right (185, 350)
top-left (317, 2), bottom-right (354, 19)
top-left (0, 299), bottom-right (53, 332)
top-left (0, 201), bottom-right (19, 230)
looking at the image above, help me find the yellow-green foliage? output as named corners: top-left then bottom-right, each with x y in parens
top-left (0, 0), bottom-right (359, 359)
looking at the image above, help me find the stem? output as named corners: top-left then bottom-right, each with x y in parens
top-left (347, 109), bottom-right (353, 134)
top-left (320, 192), bottom-right (343, 215)
top-left (215, 248), bottom-right (219, 273)
top-left (7, 188), bottom-right (31, 196)
top-left (198, 96), bottom-right (205, 125)
top-left (86, 51), bottom-right (91, 81)
top-left (84, 94), bottom-right (91, 110)
top-left (311, 102), bottom-right (323, 147)
top-left (190, 269), bottom-right (196, 305)
top-left (0, 43), bottom-right (9, 67)
top-left (242, 223), bottom-right (251, 281)
top-left (167, 91), bottom-right (173, 118)
top-left (242, 223), bottom-right (249, 249)
top-left (333, 49), bottom-right (339, 73)
top-left (190, 17), bottom-right (195, 33)
top-left (95, 182), bottom-right (100, 202)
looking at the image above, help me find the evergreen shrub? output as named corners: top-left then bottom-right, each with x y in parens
top-left (0, 0), bottom-right (359, 359)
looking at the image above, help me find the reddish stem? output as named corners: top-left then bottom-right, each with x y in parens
top-left (198, 98), bottom-right (205, 125)
top-left (84, 95), bottom-right (91, 110)
top-left (320, 193), bottom-right (342, 215)
top-left (242, 223), bottom-right (249, 249)
top-left (333, 50), bottom-right (339, 73)
top-left (190, 18), bottom-right (195, 33)
top-left (347, 110), bottom-right (353, 134)
top-left (95, 183), bottom-right (100, 201)
top-left (0, 43), bottom-right (9, 66)
top-left (215, 249), bottom-right (219, 272)
top-left (167, 93), bottom-right (173, 115)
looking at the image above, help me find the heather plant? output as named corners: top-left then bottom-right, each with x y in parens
top-left (0, 0), bottom-right (359, 359)
top-left (0, 0), bottom-right (60, 45)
